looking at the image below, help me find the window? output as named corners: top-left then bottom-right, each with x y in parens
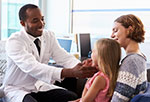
top-left (0, 0), bottom-right (39, 40)
top-left (72, 0), bottom-right (150, 38)
top-left (45, 0), bottom-right (71, 35)
top-left (72, 0), bottom-right (150, 62)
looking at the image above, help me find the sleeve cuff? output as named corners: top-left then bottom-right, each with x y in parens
top-left (52, 67), bottom-right (63, 82)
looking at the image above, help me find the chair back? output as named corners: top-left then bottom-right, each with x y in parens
top-left (130, 82), bottom-right (150, 102)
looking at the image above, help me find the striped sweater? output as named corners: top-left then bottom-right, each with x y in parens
top-left (111, 53), bottom-right (147, 102)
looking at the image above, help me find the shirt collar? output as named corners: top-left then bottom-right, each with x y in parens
top-left (26, 32), bottom-right (41, 42)
top-left (22, 28), bottom-right (42, 42)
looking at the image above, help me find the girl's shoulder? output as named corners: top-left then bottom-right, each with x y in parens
top-left (98, 71), bottom-right (109, 80)
top-left (96, 71), bottom-right (109, 85)
top-left (93, 72), bottom-right (107, 90)
top-left (94, 71), bottom-right (110, 92)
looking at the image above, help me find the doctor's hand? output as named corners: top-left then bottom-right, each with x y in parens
top-left (61, 62), bottom-right (98, 79)
top-left (82, 58), bottom-right (93, 67)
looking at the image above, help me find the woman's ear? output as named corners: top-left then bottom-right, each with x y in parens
top-left (127, 26), bottom-right (133, 35)
top-left (20, 20), bottom-right (25, 26)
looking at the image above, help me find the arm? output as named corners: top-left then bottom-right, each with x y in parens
top-left (61, 63), bottom-right (97, 78)
top-left (111, 55), bottom-right (146, 102)
top-left (81, 78), bottom-right (91, 97)
top-left (6, 35), bottom-right (62, 84)
top-left (49, 31), bottom-right (80, 68)
top-left (81, 75), bottom-right (106, 102)
top-left (111, 71), bottom-right (136, 102)
top-left (48, 32), bottom-right (97, 79)
top-left (81, 82), bottom-right (88, 98)
top-left (68, 98), bottom-right (80, 102)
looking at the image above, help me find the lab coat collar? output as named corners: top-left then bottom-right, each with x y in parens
top-left (21, 28), bottom-right (43, 60)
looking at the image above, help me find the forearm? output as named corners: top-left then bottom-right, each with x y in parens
top-left (61, 68), bottom-right (75, 78)
top-left (111, 92), bottom-right (129, 102)
top-left (111, 71), bottom-right (138, 102)
top-left (61, 63), bottom-right (97, 79)
top-left (81, 86), bottom-right (88, 98)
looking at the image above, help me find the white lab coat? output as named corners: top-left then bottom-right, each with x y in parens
top-left (2, 28), bottom-right (80, 102)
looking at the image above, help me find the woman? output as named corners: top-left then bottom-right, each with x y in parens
top-left (111, 14), bottom-right (147, 102)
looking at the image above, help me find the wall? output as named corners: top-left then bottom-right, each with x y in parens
top-left (0, 0), bottom-right (1, 40)
top-left (45, 0), bottom-right (71, 35)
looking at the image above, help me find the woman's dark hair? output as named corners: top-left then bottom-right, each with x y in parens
top-left (115, 14), bottom-right (145, 43)
top-left (19, 4), bottom-right (38, 21)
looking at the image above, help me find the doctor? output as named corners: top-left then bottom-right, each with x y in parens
top-left (2, 4), bottom-right (97, 102)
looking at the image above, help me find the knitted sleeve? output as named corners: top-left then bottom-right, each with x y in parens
top-left (111, 54), bottom-right (147, 102)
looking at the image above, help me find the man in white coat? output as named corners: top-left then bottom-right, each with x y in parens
top-left (2, 4), bottom-right (97, 102)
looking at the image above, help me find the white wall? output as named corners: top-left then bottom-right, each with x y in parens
top-left (44, 0), bottom-right (71, 35)
top-left (0, 0), bottom-right (1, 40)
top-left (140, 42), bottom-right (150, 63)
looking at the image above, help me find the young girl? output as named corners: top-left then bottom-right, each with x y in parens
top-left (73, 38), bottom-right (121, 102)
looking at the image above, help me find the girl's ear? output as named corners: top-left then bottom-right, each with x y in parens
top-left (20, 20), bottom-right (25, 26)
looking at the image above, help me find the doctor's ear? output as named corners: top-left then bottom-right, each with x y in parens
top-left (20, 20), bottom-right (25, 26)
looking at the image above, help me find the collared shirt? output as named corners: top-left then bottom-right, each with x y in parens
top-left (28, 34), bottom-right (41, 48)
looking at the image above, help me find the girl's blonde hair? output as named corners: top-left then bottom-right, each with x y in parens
top-left (95, 38), bottom-right (121, 97)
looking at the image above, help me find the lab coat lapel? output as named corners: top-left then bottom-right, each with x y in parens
top-left (22, 29), bottom-right (40, 61)
top-left (31, 41), bottom-right (40, 61)
top-left (39, 35), bottom-right (46, 62)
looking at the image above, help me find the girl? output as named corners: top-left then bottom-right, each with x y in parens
top-left (73, 38), bottom-right (121, 102)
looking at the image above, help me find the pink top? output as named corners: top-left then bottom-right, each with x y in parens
top-left (80, 71), bottom-right (110, 102)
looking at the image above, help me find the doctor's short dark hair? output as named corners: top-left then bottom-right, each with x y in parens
top-left (19, 4), bottom-right (38, 21)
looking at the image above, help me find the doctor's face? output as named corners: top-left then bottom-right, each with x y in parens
top-left (21, 8), bottom-right (45, 37)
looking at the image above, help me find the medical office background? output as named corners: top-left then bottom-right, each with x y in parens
top-left (0, 0), bottom-right (150, 64)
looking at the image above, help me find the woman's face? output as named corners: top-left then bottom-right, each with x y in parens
top-left (111, 22), bottom-right (129, 48)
